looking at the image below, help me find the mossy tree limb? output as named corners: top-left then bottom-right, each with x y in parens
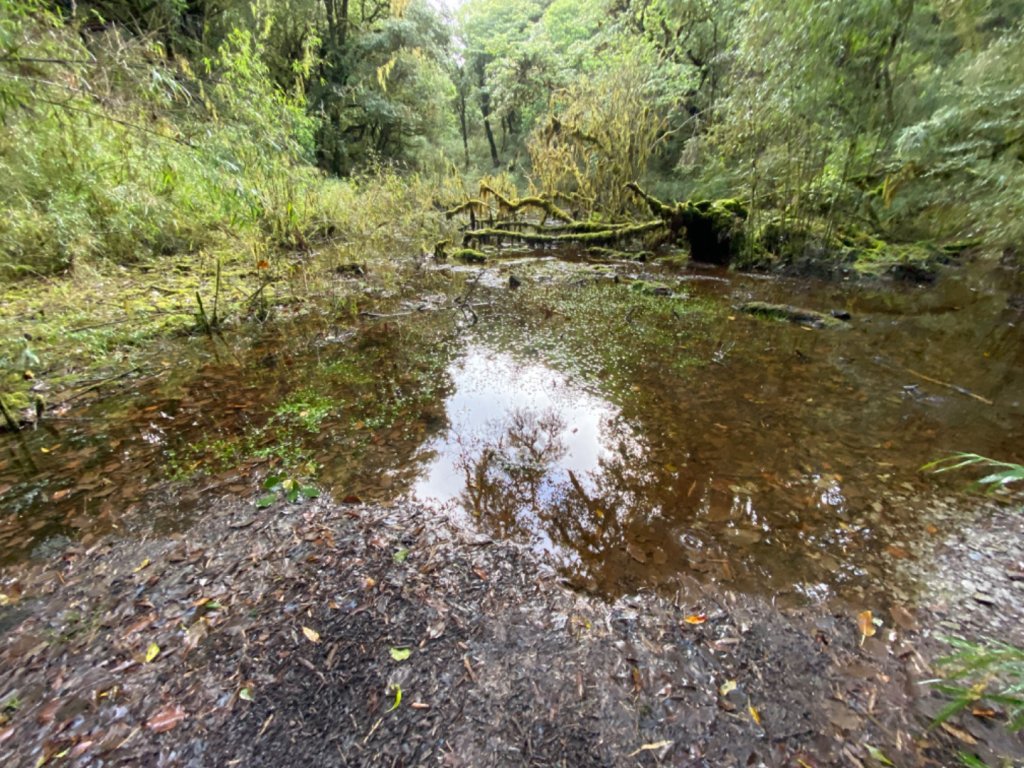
top-left (464, 221), bottom-right (666, 248)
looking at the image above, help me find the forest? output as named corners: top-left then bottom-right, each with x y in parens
top-left (1, 1), bottom-right (1023, 766)
top-left (0, 0), bottom-right (1022, 282)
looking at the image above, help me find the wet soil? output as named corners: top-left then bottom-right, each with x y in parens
top-left (1, 495), bottom-right (1022, 767)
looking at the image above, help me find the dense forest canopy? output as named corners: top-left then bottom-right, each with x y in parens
top-left (1, 0), bottom-right (1022, 278)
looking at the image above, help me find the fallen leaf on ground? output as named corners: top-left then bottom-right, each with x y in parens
top-left (628, 740), bottom-right (672, 757)
top-left (239, 687), bottom-right (253, 702)
top-left (147, 705), bottom-right (187, 733)
top-left (857, 610), bottom-right (876, 644)
top-left (390, 647), bottom-right (411, 662)
top-left (302, 626), bottom-right (321, 643)
top-left (684, 613), bottom-right (707, 625)
top-left (393, 548), bottom-right (410, 563)
top-left (719, 680), bottom-right (737, 696)
top-left (939, 721), bottom-right (977, 745)
top-left (144, 642), bottom-right (160, 663)
top-left (386, 684), bottom-right (402, 712)
top-left (748, 702), bottom-right (761, 726)
top-left (132, 558), bottom-right (151, 573)
top-left (866, 745), bottom-right (894, 766)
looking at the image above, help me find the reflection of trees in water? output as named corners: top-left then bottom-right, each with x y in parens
top-left (453, 406), bottom-right (861, 596)
top-left (456, 407), bottom-right (695, 592)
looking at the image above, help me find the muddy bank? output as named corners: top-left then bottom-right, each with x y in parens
top-left (2, 494), bottom-right (1022, 767)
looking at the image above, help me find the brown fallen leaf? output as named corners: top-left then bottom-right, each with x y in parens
top-left (939, 722), bottom-right (977, 745)
top-left (146, 705), bottom-right (187, 733)
top-left (625, 542), bottom-right (647, 563)
top-left (683, 613), bottom-right (707, 625)
top-left (884, 545), bottom-right (910, 559)
top-left (971, 705), bottom-right (997, 719)
top-left (889, 604), bottom-right (918, 632)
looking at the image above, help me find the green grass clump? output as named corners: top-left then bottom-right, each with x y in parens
top-left (933, 637), bottom-right (1024, 732)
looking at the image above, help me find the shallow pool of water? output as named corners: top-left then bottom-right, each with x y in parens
top-left (2, 254), bottom-right (1021, 605)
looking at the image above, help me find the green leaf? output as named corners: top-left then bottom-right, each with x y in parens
top-left (393, 548), bottom-right (410, 564)
top-left (386, 683), bottom-right (402, 712)
top-left (390, 647), bottom-right (411, 661)
top-left (285, 487), bottom-right (300, 503)
top-left (256, 492), bottom-right (278, 509)
top-left (239, 687), bottom-right (253, 701)
top-left (958, 753), bottom-right (989, 768)
top-left (300, 485), bottom-right (320, 499)
top-left (263, 474), bottom-right (282, 490)
top-left (866, 745), bottom-right (895, 766)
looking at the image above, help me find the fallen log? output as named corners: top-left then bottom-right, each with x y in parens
top-left (739, 301), bottom-right (849, 329)
top-left (464, 221), bottom-right (665, 248)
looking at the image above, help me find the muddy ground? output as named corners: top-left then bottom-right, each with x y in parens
top-left (1, 493), bottom-right (1022, 767)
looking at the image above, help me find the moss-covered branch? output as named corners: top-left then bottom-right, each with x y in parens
top-left (478, 183), bottom-right (574, 222)
top-left (464, 221), bottom-right (665, 247)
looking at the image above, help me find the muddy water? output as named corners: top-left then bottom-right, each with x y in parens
top-left (1, 254), bottom-right (1022, 605)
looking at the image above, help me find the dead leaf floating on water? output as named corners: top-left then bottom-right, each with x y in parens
top-left (301, 626), bottom-right (321, 643)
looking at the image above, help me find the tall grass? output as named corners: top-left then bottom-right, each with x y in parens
top-left (0, 2), bottom-right (337, 279)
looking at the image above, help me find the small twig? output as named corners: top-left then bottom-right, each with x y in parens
top-left (903, 367), bottom-right (993, 405)
top-left (58, 366), bottom-right (145, 406)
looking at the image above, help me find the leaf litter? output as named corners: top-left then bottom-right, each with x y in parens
top-left (0, 497), bottom-right (1020, 766)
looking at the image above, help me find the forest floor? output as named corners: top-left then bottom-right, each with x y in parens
top-left (1, 493), bottom-right (1023, 767)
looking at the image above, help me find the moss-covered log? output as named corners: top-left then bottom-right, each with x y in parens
top-left (739, 301), bottom-right (848, 329)
top-left (464, 221), bottom-right (665, 248)
top-left (625, 183), bottom-right (747, 265)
